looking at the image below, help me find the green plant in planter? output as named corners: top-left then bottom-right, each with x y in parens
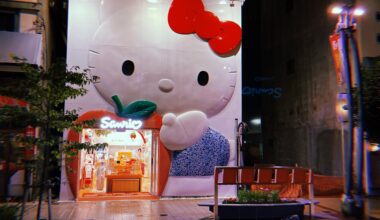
top-left (223, 197), bottom-right (238, 204)
top-left (224, 189), bottom-right (282, 204)
top-left (237, 189), bottom-right (251, 203)
top-left (267, 189), bottom-right (280, 203)
top-left (256, 189), bottom-right (266, 203)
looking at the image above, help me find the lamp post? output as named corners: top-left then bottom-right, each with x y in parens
top-left (330, 4), bottom-right (365, 217)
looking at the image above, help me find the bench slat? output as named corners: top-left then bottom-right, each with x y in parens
top-left (222, 169), bottom-right (238, 184)
top-left (275, 169), bottom-right (291, 184)
top-left (293, 168), bottom-right (308, 184)
top-left (257, 168), bottom-right (273, 183)
top-left (241, 168), bottom-right (255, 184)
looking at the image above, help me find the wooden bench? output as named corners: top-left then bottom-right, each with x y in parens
top-left (213, 166), bottom-right (317, 219)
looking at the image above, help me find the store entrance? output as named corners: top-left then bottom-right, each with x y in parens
top-left (78, 129), bottom-right (155, 199)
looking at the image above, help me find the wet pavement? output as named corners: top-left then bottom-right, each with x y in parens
top-left (18, 196), bottom-right (380, 220)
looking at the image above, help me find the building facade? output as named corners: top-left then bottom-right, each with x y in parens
top-left (0, 0), bottom-right (67, 199)
top-left (62, 0), bottom-right (243, 200)
top-left (0, 0), bottom-right (43, 200)
top-left (357, 0), bottom-right (380, 195)
top-left (257, 0), bottom-right (342, 175)
top-left (255, 0), bottom-right (379, 194)
top-left (357, 0), bottom-right (380, 58)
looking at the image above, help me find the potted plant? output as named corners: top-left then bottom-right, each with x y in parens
top-left (218, 189), bottom-right (303, 219)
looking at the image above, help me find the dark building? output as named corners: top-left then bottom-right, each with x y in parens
top-left (243, 0), bottom-right (342, 175)
top-left (242, 0), bottom-right (380, 195)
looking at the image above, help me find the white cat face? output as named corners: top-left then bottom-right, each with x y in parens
top-left (89, 1), bottom-right (238, 117)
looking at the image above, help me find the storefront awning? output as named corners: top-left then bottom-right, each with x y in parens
top-left (0, 95), bottom-right (28, 108)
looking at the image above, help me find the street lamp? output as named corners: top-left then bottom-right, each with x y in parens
top-left (331, 6), bottom-right (365, 16)
top-left (329, 4), bottom-right (365, 217)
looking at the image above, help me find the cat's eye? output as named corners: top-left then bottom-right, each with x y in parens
top-left (122, 60), bottom-right (134, 76)
top-left (197, 71), bottom-right (209, 86)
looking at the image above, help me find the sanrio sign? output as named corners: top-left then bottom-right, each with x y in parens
top-left (99, 116), bottom-right (143, 130)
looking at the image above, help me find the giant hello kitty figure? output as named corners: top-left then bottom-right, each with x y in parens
top-left (88, 0), bottom-right (241, 195)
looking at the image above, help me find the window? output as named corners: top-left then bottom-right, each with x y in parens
top-left (0, 11), bottom-right (19, 31)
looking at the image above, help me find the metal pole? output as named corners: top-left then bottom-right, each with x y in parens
top-left (234, 118), bottom-right (239, 196)
top-left (348, 26), bottom-right (365, 214)
top-left (340, 122), bottom-right (347, 187)
top-left (19, 163), bottom-right (30, 220)
top-left (47, 180), bottom-right (52, 220)
top-left (339, 13), bottom-right (355, 214)
top-left (331, 3), bottom-right (366, 216)
top-left (235, 118), bottom-right (239, 166)
top-left (238, 122), bottom-right (246, 167)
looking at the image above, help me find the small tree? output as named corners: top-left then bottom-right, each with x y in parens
top-left (0, 59), bottom-right (106, 219)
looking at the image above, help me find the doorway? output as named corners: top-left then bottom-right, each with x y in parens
top-left (78, 129), bottom-right (156, 199)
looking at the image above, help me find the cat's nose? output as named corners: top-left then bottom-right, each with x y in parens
top-left (158, 79), bottom-right (174, 93)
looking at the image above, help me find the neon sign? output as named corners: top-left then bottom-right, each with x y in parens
top-left (100, 116), bottom-right (143, 129)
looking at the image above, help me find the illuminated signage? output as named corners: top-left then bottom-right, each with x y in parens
top-left (100, 116), bottom-right (143, 129)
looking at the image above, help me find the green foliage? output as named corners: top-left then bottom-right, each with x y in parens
top-left (0, 106), bottom-right (36, 129)
top-left (0, 59), bottom-right (107, 186)
top-left (0, 60), bottom-right (99, 130)
top-left (0, 203), bottom-right (21, 220)
top-left (361, 61), bottom-right (380, 143)
top-left (223, 189), bottom-right (282, 204)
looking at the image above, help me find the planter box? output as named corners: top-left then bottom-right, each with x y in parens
top-left (200, 202), bottom-right (305, 220)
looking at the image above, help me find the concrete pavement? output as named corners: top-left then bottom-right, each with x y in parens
top-left (19, 196), bottom-right (380, 220)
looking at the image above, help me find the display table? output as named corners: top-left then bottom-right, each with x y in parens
top-left (106, 174), bottom-right (142, 193)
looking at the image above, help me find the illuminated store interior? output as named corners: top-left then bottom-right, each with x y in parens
top-left (78, 128), bottom-right (157, 198)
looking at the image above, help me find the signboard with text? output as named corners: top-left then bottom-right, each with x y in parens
top-left (329, 34), bottom-right (344, 85)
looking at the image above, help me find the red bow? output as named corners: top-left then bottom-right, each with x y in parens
top-left (168, 0), bottom-right (242, 56)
